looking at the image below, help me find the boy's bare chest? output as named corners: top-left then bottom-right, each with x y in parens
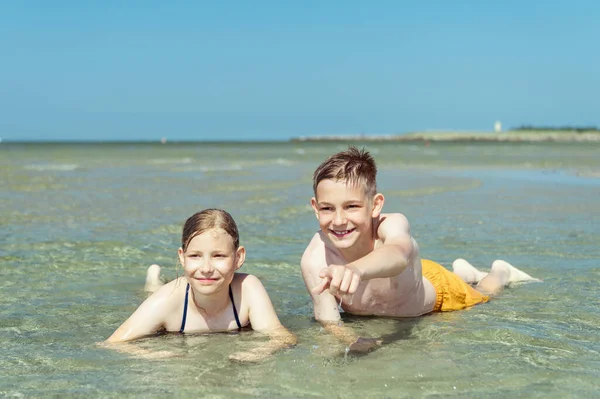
top-left (336, 277), bottom-right (404, 315)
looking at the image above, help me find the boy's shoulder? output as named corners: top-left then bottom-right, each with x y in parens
top-left (300, 231), bottom-right (328, 271)
top-left (376, 212), bottom-right (411, 233)
top-left (378, 212), bottom-right (410, 223)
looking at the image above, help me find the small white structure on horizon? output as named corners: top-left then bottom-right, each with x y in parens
top-left (494, 121), bottom-right (502, 133)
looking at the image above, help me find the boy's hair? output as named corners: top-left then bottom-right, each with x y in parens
top-left (312, 146), bottom-right (377, 199)
top-left (181, 209), bottom-right (240, 252)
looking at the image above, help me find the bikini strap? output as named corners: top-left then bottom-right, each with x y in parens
top-left (229, 284), bottom-right (242, 329)
top-left (179, 283), bottom-right (190, 333)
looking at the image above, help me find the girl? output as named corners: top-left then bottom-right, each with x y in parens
top-left (106, 209), bottom-right (296, 362)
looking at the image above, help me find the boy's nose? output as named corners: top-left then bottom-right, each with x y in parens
top-left (333, 210), bottom-right (347, 225)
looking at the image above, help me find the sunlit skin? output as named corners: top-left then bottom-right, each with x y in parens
top-left (302, 179), bottom-right (438, 351)
top-left (310, 179), bottom-right (378, 260)
top-left (305, 179), bottom-right (539, 312)
top-left (302, 157), bottom-right (540, 353)
top-left (105, 227), bottom-right (296, 361)
top-left (178, 228), bottom-right (244, 313)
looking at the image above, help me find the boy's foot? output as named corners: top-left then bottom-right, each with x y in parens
top-left (452, 258), bottom-right (489, 284)
top-left (490, 260), bottom-right (542, 284)
top-left (144, 264), bottom-right (163, 292)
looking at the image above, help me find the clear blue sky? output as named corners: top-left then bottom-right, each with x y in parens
top-left (1, 1), bottom-right (598, 141)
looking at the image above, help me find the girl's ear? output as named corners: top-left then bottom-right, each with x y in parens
top-left (371, 193), bottom-right (385, 218)
top-left (310, 197), bottom-right (319, 219)
top-left (177, 247), bottom-right (185, 266)
top-left (235, 246), bottom-right (246, 270)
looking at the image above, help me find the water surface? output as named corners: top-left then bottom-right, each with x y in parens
top-left (1, 141), bottom-right (599, 397)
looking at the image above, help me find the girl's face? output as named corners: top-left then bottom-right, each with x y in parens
top-left (178, 228), bottom-right (245, 294)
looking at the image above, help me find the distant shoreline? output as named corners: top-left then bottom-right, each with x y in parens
top-left (3, 130), bottom-right (600, 144)
top-left (291, 130), bottom-right (600, 143)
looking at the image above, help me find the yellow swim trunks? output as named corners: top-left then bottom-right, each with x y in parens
top-left (422, 259), bottom-right (490, 312)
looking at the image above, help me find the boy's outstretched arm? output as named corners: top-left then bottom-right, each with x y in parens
top-left (229, 275), bottom-right (296, 363)
top-left (314, 214), bottom-right (416, 297)
top-left (349, 213), bottom-right (415, 280)
top-left (301, 241), bottom-right (380, 352)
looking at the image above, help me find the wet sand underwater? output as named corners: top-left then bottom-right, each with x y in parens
top-left (1, 141), bottom-right (599, 397)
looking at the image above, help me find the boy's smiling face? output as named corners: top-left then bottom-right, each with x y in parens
top-left (311, 179), bottom-right (383, 253)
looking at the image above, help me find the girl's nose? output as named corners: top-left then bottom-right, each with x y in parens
top-left (199, 259), bottom-right (213, 273)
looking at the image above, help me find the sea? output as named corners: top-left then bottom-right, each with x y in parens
top-left (1, 141), bottom-right (599, 398)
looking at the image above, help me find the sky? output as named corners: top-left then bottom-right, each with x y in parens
top-left (1, 1), bottom-right (598, 142)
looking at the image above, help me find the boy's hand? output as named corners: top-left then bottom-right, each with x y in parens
top-left (348, 337), bottom-right (383, 353)
top-left (312, 264), bottom-right (361, 296)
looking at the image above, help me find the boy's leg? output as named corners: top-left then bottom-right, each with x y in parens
top-left (490, 260), bottom-right (542, 284)
top-left (475, 271), bottom-right (507, 296)
top-left (452, 258), bottom-right (489, 284)
top-left (144, 264), bottom-right (164, 293)
top-left (475, 260), bottom-right (541, 295)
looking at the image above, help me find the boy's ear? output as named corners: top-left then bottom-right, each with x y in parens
top-left (371, 193), bottom-right (385, 218)
top-left (235, 246), bottom-right (246, 270)
top-left (310, 197), bottom-right (319, 219)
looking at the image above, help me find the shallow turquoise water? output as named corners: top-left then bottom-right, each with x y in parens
top-left (1, 141), bottom-right (599, 397)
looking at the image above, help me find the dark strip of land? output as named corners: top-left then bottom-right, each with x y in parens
top-left (291, 130), bottom-right (600, 143)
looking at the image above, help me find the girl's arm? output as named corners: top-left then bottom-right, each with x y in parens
top-left (102, 284), bottom-right (181, 359)
top-left (106, 283), bottom-right (177, 344)
top-left (229, 275), bottom-right (296, 362)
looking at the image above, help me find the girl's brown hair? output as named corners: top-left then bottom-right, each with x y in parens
top-left (181, 209), bottom-right (240, 252)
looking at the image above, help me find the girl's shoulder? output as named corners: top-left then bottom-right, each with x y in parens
top-left (147, 277), bottom-right (188, 305)
top-left (230, 273), bottom-right (274, 315)
top-left (159, 275), bottom-right (187, 290)
top-left (231, 273), bottom-right (266, 293)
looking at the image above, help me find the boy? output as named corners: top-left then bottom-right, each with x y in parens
top-left (301, 146), bottom-right (540, 351)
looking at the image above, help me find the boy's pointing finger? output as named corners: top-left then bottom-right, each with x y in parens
top-left (312, 273), bottom-right (331, 295)
top-left (318, 267), bottom-right (333, 279)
